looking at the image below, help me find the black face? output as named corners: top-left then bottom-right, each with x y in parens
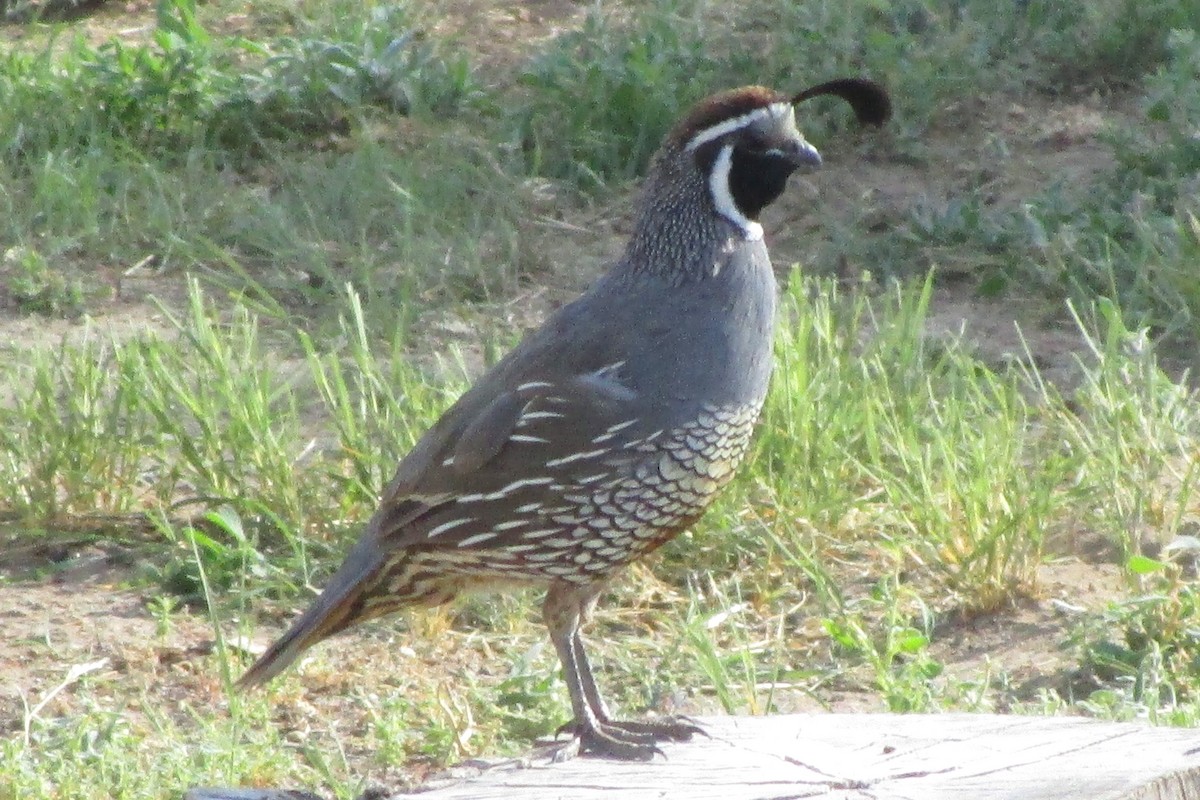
top-left (692, 134), bottom-right (803, 223)
top-left (728, 147), bottom-right (798, 220)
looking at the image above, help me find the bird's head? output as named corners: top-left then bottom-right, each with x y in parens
top-left (658, 78), bottom-right (891, 240)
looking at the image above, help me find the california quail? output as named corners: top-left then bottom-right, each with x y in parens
top-left (238, 79), bottom-right (890, 760)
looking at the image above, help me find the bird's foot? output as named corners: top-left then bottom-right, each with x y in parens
top-left (551, 715), bottom-right (705, 761)
top-left (601, 715), bottom-right (707, 742)
top-left (552, 718), bottom-right (669, 762)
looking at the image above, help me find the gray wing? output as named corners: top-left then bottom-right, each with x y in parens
top-left (360, 275), bottom-right (672, 551)
top-left (365, 360), bottom-right (656, 552)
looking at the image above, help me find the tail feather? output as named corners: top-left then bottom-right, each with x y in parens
top-left (237, 541), bottom-right (387, 690)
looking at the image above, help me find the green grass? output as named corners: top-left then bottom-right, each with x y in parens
top-left (4, 0), bottom-right (1200, 796)
top-left (0, 0), bottom-right (515, 337)
top-left (3, 276), bottom-right (1200, 796)
top-left (798, 17), bottom-right (1200, 353)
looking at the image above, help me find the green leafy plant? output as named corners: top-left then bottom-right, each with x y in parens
top-left (822, 576), bottom-right (943, 712)
top-left (251, 23), bottom-right (481, 123)
top-left (71, 0), bottom-right (251, 148)
top-left (1070, 554), bottom-right (1200, 721)
top-left (4, 246), bottom-right (85, 317)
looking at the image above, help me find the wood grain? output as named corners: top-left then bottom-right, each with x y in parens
top-left (186, 713), bottom-right (1200, 800)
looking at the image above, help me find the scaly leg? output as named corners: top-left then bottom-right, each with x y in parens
top-left (570, 628), bottom-right (705, 742)
top-left (543, 581), bottom-right (702, 760)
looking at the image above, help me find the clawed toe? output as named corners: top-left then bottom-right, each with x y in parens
top-left (552, 715), bottom-right (706, 760)
top-left (605, 715), bottom-right (707, 742)
top-left (553, 719), bottom-right (670, 761)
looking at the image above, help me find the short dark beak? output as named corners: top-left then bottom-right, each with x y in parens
top-left (777, 138), bottom-right (822, 170)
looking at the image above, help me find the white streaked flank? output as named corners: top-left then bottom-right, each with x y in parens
top-left (593, 419), bottom-right (638, 443)
top-left (516, 380), bottom-right (554, 393)
top-left (427, 517), bottom-right (474, 538)
top-left (485, 476), bottom-right (555, 499)
top-left (523, 528), bottom-right (564, 539)
top-left (457, 532), bottom-right (497, 548)
top-left (592, 360), bottom-right (627, 376)
top-left (607, 418), bottom-right (638, 434)
top-left (456, 476), bottom-right (556, 504)
top-left (509, 434), bottom-right (551, 444)
top-left (519, 410), bottom-right (566, 421)
top-left (545, 448), bottom-right (609, 468)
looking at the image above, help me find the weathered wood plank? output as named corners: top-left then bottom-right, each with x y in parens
top-left (405, 714), bottom-right (1200, 800)
top-left (186, 713), bottom-right (1200, 800)
top-left (183, 792), bottom-right (323, 800)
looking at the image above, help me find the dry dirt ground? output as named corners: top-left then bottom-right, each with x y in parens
top-left (0, 0), bottom-right (1149, 786)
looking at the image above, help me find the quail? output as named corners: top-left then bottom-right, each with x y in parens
top-left (238, 78), bottom-right (890, 760)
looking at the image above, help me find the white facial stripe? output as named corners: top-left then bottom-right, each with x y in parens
top-left (685, 102), bottom-right (793, 152)
top-left (709, 144), bottom-right (763, 242)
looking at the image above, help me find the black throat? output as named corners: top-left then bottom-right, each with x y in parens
top-left (727, 149), bottom-right (797, 220)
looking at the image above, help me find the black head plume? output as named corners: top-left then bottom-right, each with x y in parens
top-left (792, 78), bottom-right (891, 126)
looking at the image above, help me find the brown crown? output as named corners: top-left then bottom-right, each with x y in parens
top-left (667, 86), bottom-right (789, 147)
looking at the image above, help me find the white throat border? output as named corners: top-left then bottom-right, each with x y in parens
top-left (709, 143), bottom-right (764, 242)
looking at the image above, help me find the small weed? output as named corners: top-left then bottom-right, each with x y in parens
top-left (252, 18), bottom-right (482, 123)
top-left (365, 683), bottom-right (484, 766)
top-left (3, 246), bottom-right (86, 318)
top-left (683, 581), bottom-right (783, 715)
top-left (156, 507), bottom-right (277, 607)
top-left (823, 576), bottom-right (943, 713)
top-left (1069, 554), bottom-right (1200, 722)
top-left (0, 330), bottom-right (153, 519)
top-left (490, 646), bottom-right (561, 744)
top-left (147, 594), bottom-right (182, 639)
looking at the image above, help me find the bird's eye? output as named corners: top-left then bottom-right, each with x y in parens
top-left (737, 133), bottom-right (776, 156)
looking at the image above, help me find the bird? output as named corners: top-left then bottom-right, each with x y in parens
top-left (237, 78), bottom-right (891, 760)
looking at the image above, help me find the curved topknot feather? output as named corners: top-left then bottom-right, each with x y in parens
top-left (792, 78), bottom-right (892, 126)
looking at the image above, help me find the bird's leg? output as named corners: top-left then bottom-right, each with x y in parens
top-left (544, 582), bottom-right (662, 760)
top-left (570, 627), bottom-right (705, 743)
top-left (570, 628), bottom-right (613, 721)
top-left (569, 589), bottom-right (615, 721)
top-left (544, 582), bottom-right (702, 759)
